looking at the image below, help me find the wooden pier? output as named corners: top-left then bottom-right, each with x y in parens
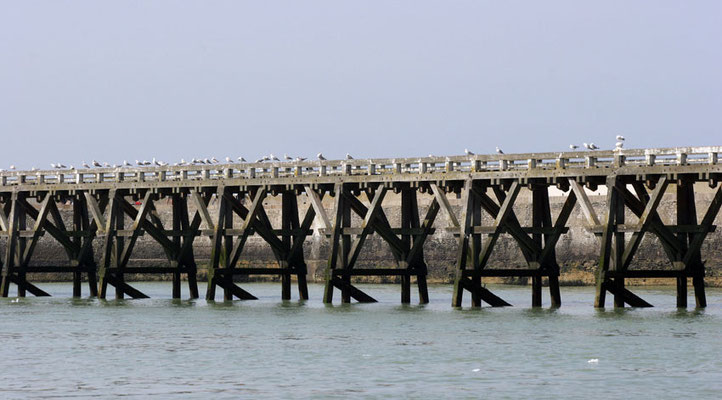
top-left (1, 146), bottom-right (720, 308)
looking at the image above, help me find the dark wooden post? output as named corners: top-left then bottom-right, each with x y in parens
top-left (613, 184), bottom-right (626, 308)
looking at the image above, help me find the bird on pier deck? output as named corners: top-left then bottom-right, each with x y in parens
top-left (296, 156), bottom-right (307, 161)
top-left (615, 141), bottom-right (624, 150)
top-left (225, 156), bottom-right (233, 163)
top-left (262, 155), bottom-right (270, 162)
top-left (211, 157), bottom-right (219, 163)
top-left (204, 158), bottom-right (212, 164)
top-left (50, 163), bottom-right (58, 169)
top-left (346, 153), bottom-right (354, 160)
top-left (238, 157), bottom-right (246, 162)
top-left (255, 158), bottom-right (264, 163)
top-left (465, 149), bottom-right (474, 156)
top-left (152, 158), bottom-right (161, 166)
top-left (569, 144), bottom-right (578, 150)
top-left (135, 160), bottom-right (142, 166)
top-left (82, 161), bottom-right (91, 168)
top-left (58, 163), bottom-right (67, 169)
top-left (317, 153), bottom-right (326, 160)
top-left (123, 160), bottom-right (131, 167)
top-left (496, 147), bottom-right (504, 154)
top-left (269, 154), bottom-right (280, 161)
top-left (284, 153), bottom-right (293, 161)
top-left (616, 135), bottom-right (625, 141)
top-left (103, 162), bottom-right (110, 167)
top-left (10, 165), bottom-right (16, 170)
top-left (589, 143), bottom-right (599, 150)
top-left (92, 160), bottom-right (102, 167)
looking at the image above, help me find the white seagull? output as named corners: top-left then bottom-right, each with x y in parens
top-left (296, 156), bottom-right (307, 161)
top-left (92, 160), bottom-right (102, 167)
top-left (615, 141), bottom-right (624, 149)
top-left (237, 157), bottom-right (246, 162)
top-left (496, 147), bottom-right (504, 154)
top-left (269, 154), bottom-right (280, 161)
top-left (82, 161), bottom-right (91, 168)
top-left (50, 163), bottom-right (58, 169)
top-left (284, 153), bottom-right (293, 161)
top-left (225, 156), bottom-right (232, 163)
top-left (616, 135), bottom-right (625, 141)
top-left (589, 143), bottom-right (599, 150)
top-left (58, 163), bottom-right (67, 169)
top-left (10, 165), bottom-right (16, 170)
top-left (317, 153), bottom-right (326, 160)
top-left (123, 160), bottom-right (131, 167)
top-left (569, 144), bottom-right (578, 150)
top-left (346, 153), bottom-right (353, 160)
top-left (211, 157), bottom-right (219, 163)
top-left (464, 149), bottom-right (474, 156)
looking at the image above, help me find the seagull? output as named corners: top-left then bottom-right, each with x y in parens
top-left (82, 161), bottom-right (91, 168)
top-left (495, 147), bottom-right (504, 154)
top-left (152, 158), bottom-right (161, 166)
top-left (136, 160), bottom-right (143, 166)
top-left (204, 158), bottom-right (212, 164)
top-left (103, 162), bottom-right (110, 167)
top-left (112, 164), bottom-right (119, 168)
top-left (428, 154), bottom-right (434, 157)
top-left (31, 167), bottom-right (37, 171)
top-left (211, 157), bottom-right (219, 163)
top-left (143, 160), bottom-right (151, 166)
top-left (569, 144), bottom-right (578, 150)
top-left (10, 165), bottom-right (16, 170)
top-left (262, 155), bottom-right (270, 161)
top-left (69, 165), bottom-right (75, 170)
top-left (92, 160), bottom-right (102, 167)
top-left (237, 157), bottom-right (246, 162)
top-left (123, 160), bottom-right (131, 167)
top-left (589, 143), bottom-right (599, 150)
top-left (179, 159), bottom-right (187, 165)
top-left (225, 156), bottom-right (232, 163)
top-left (284, 153), bottom-right (293, 161)
top-left (615, 141), bottom-right (624, 149)
top-left (296, 156), bottom-right (307, 161)
top-left (58, 163), bottom-right (66, 169)
top-left (269, 154), bottom-right (280, 161)
top-left (616, 135), bottom-right (625, 141)
top-left (255, 158), bottom-right (264, 163)
top-left (583, 143), bottom-right (591, 150)
top-left (51, 163), bottom-right (58, 169)
top-left (464, 149), bottom-right (474, 156)
top-left (317, 153), bottom-right (326, 160)
top-left (346, 153), bottom-right (354, 160)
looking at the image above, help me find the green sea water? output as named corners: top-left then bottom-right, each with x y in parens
top-left (2, 283), bottom-right (721, 399)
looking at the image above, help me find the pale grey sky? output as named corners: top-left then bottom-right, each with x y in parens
top-left (1, 1), bottom-right (720, 168)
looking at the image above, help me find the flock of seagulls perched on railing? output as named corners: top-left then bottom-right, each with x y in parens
top-left (569, 135), bottom-right (625, 151)
top-left (1, 135), bottom-right (629, 172)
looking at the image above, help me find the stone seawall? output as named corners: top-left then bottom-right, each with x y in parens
top-left (6, 184), bottom-right (722, 286)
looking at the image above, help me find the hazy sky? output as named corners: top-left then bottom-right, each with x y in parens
top-left (1, 1), bottom-right (720, 168)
